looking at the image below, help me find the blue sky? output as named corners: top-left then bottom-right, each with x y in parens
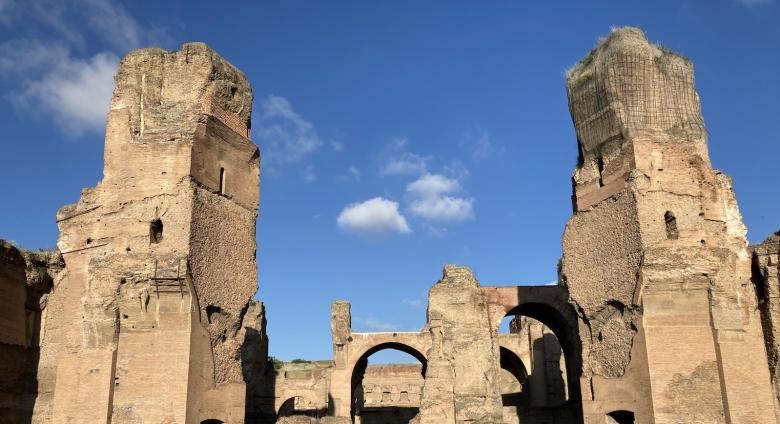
top-left (0, 0), bottom-right (778, 362)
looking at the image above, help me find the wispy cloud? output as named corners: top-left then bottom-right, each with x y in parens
top-left (337, 197), bottom-right (411, 238)
top-left (0, 0), bottom-right (170, 137)
top-left (381, 152), bottom-right (429, 176)
top-left (401, 298), bottom-right (425, 308)
top-left (256, 95), bottom-right (323, 166)
top-left (379, 137), bottom-right (429, 176)
top-left (356, 315), bottom-right (399, 332)
top-left (11, 51), bottom-right (118, 136)
top-left (406, 173), bottom-right (474, 222)
top-left (460, 130), bottom-right (496, 160)
top-left (348, 165), bottom-right (361, 181)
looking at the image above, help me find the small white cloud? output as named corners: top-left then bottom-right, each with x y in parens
top-left (407, 173), bottom-right (460, 198)
top-left (406, 173), bottom-right (474, 222)
top-left (379, 137), bottom-right (429, 176)
top-left (410, 196), bottom-right (474, 222)
top-left (256, 95), bottom-right (323, 165)
top-left (12, 51), bottom-right (119, 136)
top-left (303, 165), bottom-right (317, 183)
top-left (330, 141), bottom-right (345, 152)
top-left (337, 197), bottom-right (411, 237)
top-left (380, 152), bottom-right (429, 176)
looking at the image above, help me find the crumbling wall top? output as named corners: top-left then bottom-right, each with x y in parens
top-left (111, 42), bottom-right (253, 139)
top-left (567, 27), bottom-right (704, 161)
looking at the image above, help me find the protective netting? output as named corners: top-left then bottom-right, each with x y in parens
top-left (567, 53), bottom-right (705, 152)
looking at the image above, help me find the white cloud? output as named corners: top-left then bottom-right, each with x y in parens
top-left (410, 196), bottom-right (474, 221)
top-left (0, 0), bottom-right (170, 137)
top-left (256, 95), bottom-right (323, 165)
top-left (330, 141), bottom-right (345, 152)
top-left (381, 152), bottom-right (430, 176)
top-left (379, 137), bottom-right (429, 176)
top-left (406, 173), bottom-right (474, 222)
top-left (407, 173), bottom-right (460, 198)
top-left (337, 197), bottom-right (411, 237)
top-left (12, 52), bottom-right (119, 136)
top-left (81, 0), bottom-right (143, 51)
top-left (0, 39), bottom-right (69, 73)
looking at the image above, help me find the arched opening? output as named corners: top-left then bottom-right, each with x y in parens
top-left (500, 302), bottom-right (582, 423)
top-left (606, 410), bottom-right (634, 424)
top-left (277, 396), bottom-right (322, 418)
top-left (350, 343), bottom-right (427, 424)
top-left (498, 315), bottom-right (566, 416)
top-left (149, 218), bottom-right (163, 244)
top-left (200, 420), bottom-right (224, 424)
top-left (664, 211), bottom-right (678, 240)
top-left (219, 167), bottom-right (226, 195)
top-left (498, 345), bottom-right (529, 420)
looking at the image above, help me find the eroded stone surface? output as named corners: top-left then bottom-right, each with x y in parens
top-left (28, 43), bottom-right (261, 424)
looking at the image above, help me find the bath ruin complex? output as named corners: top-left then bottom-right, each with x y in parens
top-left (1, 27), bottom-right (778, 424)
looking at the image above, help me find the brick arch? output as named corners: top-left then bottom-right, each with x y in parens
top-left (499, 345), bottom-right (529, 385)
top-left (277, 394), bottom-right (323, 418)
top-left (482, 285), bottom-right (582, 410)
top-left (347, 338), bottom-right (428, 419)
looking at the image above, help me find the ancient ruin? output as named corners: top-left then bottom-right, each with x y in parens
top-left (1, 27), bottom-right (778, 424)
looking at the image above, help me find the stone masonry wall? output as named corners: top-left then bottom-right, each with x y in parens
top-left (752, 231), bottom-right (780, 407)
top-left (32, 43), bottom-right (260, 424)
top-left (418, 265), bottom-right (503, 424)
top-left (0, 241), bottom-right (61, 424)
top-left (562, 27), bottom-right (776, 424)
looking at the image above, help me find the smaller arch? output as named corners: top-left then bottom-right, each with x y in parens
top-left (277, 395), bottom-right (323, 418)
top-left (499, 346), bottom-right (528, 385)
top-left (219, 167), bottom-right (226, 194)
top-left (201, 420), bottom-right (224, 424)
top-left (150, 218), bottom-right (163, 244)
top-left (664, 211), bottom-right (678, 240)
top-left (353, 342), bottom-right (427, 370)
top-left (606, 410), bottom-right (635, 424)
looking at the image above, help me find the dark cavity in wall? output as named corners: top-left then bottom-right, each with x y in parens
top-left (664, 211), bottom-right (678, 240)
top-left (150, 219), bottom-right (163, 244)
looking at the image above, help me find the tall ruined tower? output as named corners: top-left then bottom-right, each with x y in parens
top-left (561, 28), bottom-right (776, 423)
top-left (33, 43), bottom-right (262, 424)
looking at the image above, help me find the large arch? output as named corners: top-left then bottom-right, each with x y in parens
top-left (504, 301), bottom-right (580, 404)
top-left (482, 285), bottom-right (583, 421)
top-left (349, 341), bottom-right (428, 420)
